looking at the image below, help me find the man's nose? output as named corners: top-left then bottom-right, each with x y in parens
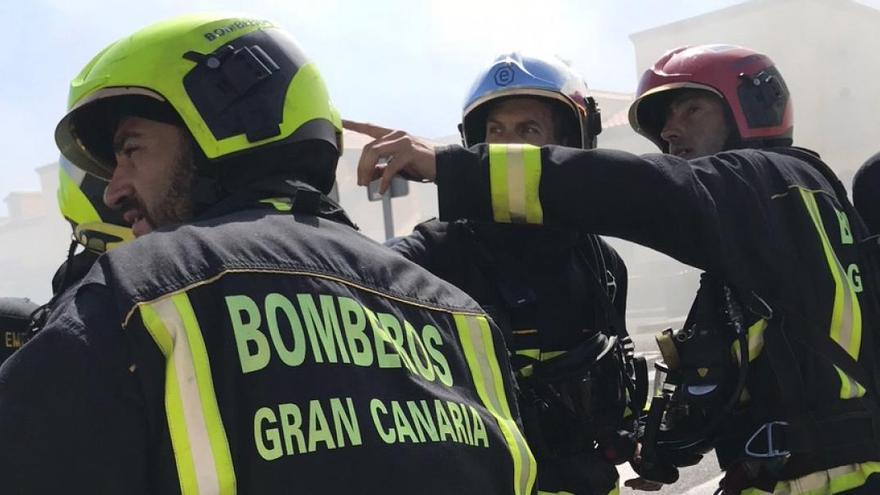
top-left (103, 159), bottom-right (134, 210)
top-left (660, 117), bottom-right (683, 144)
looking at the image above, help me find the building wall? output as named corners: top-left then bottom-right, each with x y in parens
top-left (0, 185), bottom-right (70, 303)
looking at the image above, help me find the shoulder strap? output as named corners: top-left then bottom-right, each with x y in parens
top-left (576, 233), bottom-right (649, 416)
top-left (577, 233), bottom-right (629, 340)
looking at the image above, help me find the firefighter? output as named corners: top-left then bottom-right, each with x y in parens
top-left (347, 52), bottom-right (646, 495)
top-left (0, 14), bottom-right (536, 494)
top-left (351, 44), bottom-right (880, 494)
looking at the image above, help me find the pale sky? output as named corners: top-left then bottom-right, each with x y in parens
top-left (2, 0), bottom-right (879, 213)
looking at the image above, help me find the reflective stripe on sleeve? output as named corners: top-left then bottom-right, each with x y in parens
top-left (489, 144), bottom-right (544, 225)
top-left (799, 189), bottom-right (864, 399)
top-left (140, 293), bottom-right (237, 495)
top-left (740, 461), bottom-right (880, 494)
top-left (454, 313), bottom-right (537, 495)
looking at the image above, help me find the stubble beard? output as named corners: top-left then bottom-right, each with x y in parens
top-left (149, 139), bottom-right (197, 228)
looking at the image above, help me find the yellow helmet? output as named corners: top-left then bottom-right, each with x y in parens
top-left (57, 156), bottom-right (134, 253)
top-left (55, 13), bottom-right (343, 194)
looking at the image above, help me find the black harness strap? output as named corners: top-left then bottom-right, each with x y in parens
top-left (577, 233), bottom-right (649, 418)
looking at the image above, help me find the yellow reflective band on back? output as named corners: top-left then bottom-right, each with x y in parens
top-left (799, 189), bottom-right (864, 398)
top-left (488, 144), bottom-right (544, 225)
top-left (741, 461), bottom-right (880, 494)
top-left (732, 319), bottom-right (767, 364)
top-left (454, 313), bottom-right (537, 495)
top-left (141, 293), bottom-right (237, 495)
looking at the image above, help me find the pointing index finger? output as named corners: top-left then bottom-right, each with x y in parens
top-left (342, 119), bottom-right (396, 139)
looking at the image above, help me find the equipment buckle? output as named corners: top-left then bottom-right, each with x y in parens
top-left (744, 421), bottom-right (790, 458)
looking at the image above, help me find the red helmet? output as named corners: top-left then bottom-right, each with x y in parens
top-left (628, 44), bottom-right (793, 152)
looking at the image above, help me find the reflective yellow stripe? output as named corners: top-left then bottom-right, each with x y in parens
top-left (522, 145), bottom-right (543, 224)
top-left (506, 146), bottom-right (529, 223)
top-left (828, 461), bottom-right (880, 493)
top-left (513, 348), bottom-right (567, 362)
top-left (541, 350), bottom-right (565, 361)
top-left (258, 198), bottom-right (292, 212)
top-left (74, 221), bottom-right (135, 253)
top-left (490, 145), bottom-right (511, 223)
top-left (538, 479), bottom-right (618, 495)
top-left (835, 365), bottom-right (867, 399)
top-left (488, 144), bottom-right (543, 225)
top-left (800, 189), bottom-right (864, 398)
top-left (513, 349), bottom-right (569, 378)
top-left (515, 348), bottom-right (540, 361)
top-left (732, 318), bottom-right (767, 364)
top-left (741, 461), bottom-right (880, 494)
top-left (141, 293), bottom-right (237, 495)
top-left (454, 313), bottom-right (537, 495)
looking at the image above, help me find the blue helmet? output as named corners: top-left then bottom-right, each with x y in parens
top-left (460, 52), bottom-right (601, 148)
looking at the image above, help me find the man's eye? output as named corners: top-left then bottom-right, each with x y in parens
top-left (687, 105), bottom-right (701, 115)
top-left (525, 126), bottom-right (543, 135)
top-left (122, 146), bottom-right (141, 157)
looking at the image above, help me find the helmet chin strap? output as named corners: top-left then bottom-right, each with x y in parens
top-left (190, 171), bottom-right (225, 218)
top-left (187, 133), bottom-right (230, 217)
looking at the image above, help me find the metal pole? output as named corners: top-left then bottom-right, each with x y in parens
top-left (382, 193), bottom-right (394, 241)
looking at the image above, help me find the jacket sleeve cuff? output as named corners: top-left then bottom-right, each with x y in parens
top-left (436, 144), bottom-right (494, 222)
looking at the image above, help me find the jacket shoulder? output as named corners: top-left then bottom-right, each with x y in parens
top-left (102, 210), bottom-right (486, 315)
